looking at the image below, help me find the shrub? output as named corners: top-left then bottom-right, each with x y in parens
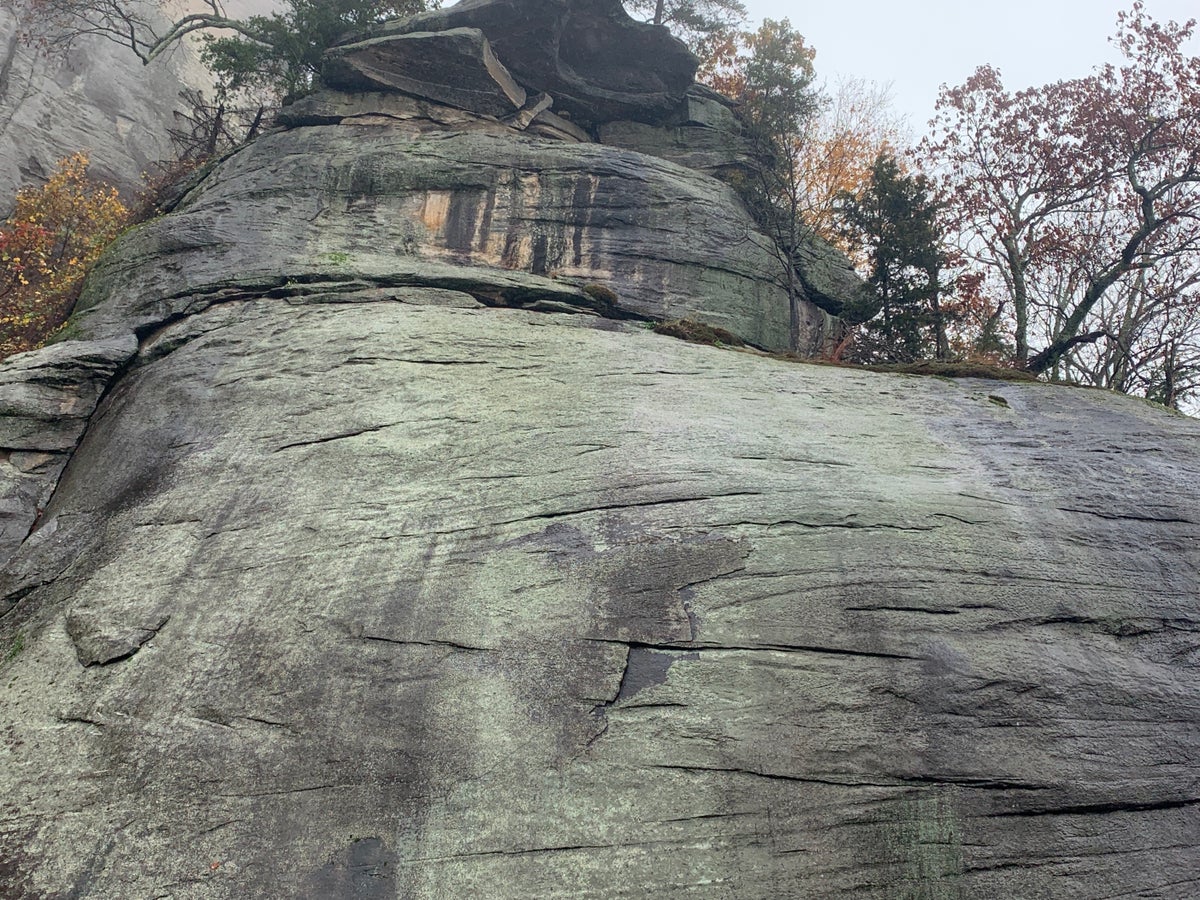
top-left (0, 153), bottom-right (130, 358)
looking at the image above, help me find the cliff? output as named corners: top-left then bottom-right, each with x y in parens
top-left (1, 2), bottom-right (1198, 897)
top-left (0, 11), bottom-right (196, 208)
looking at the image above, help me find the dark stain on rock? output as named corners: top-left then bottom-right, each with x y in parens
top-left (0, 822), bottom-right (38, 900)
top-left (571, 177), bottom-right (592, 266)
top-left (477, 187), bottom-right (497, 253)
top-left (530, 233), bottom-right (549, 275)
top-left (304, 837), bottom-right (396, 898)
top-left (444, 191), bottom-right (479, 252)
top-left (615, 646), bottom-right (698, 704)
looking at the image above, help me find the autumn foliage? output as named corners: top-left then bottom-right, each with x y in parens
top-left (0, 153), bottom-right (130, 358)
top-left (921, 2), bottom-right (1200, 404)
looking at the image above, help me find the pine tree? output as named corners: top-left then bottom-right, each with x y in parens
top-left (838, 153), bottom-right (949, 362)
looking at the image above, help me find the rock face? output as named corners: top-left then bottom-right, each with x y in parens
top-left (1, 289), bottom-right (1199, 898)
top-left (0, 336), bottom-right (135, 567)
top-left (69, 121), bottom-right (824, 353)
top-left (323, 27), bottom-right (528, 116)
top-left (0, 12), bottom-right (200, 209)
top-left (1, 2), bottom-right (1198, 897)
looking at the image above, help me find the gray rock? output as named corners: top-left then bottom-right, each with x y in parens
top-left (322, 28), bottom-right (527, 117)
top-left (527, 108), bottom-right (591, 141)
top-left (277, 88), bottom-right (513, 131)
top-left (64, 608), bottom-right (168, 667)
top-left (0, 336), bottom-right (136, 565)
top-left (793, 232), bottom-right (879, 319)
top-left (599, 119), bottom-right (758, 178)
top-left (673, 84), bottom-right (741, 131)
top-left (0, 336), bottom-right (137, 451)
top-left (369, 0), bottom-right (698, 126)
top-left (0, 12), bottom-right (201, 210)
top-left (0, 294), bottom-right (1197, 897)
top-left (504, 91), bottom-right (554, 130)
top-left (69, 125), bottom-right (832, 353)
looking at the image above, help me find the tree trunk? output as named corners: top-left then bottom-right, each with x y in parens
top-left (928, 263), bottom-right (950, 361)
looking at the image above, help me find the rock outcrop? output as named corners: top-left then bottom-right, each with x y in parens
top-left (366, 0), bottom-right (699, 126)
top-left (0, 12), bottom-right (197, 209)
top-left (1, 2), bottom-right (1198, 897)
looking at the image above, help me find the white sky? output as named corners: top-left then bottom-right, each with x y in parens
top-left (743, 0), bottom-right (1199, 131)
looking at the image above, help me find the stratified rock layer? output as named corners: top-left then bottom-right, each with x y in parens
top-left (322, 27), bottom-right (527, 116)
top-left (373, 0), bottom-right (698, 125)
top-left (1, 290), bottom-right (1198, 898)
top-left (69, 121), bottom-right (827, 353)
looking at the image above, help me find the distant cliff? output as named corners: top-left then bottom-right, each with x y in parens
top-left (1, 2), bottom-right (1197, 897)
top-left (0, 11), bottom-right (195, 209)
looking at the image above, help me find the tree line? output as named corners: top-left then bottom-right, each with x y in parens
top-left (706, 1), bottom-right (1199, 411)
top-left (2, 0), bottom-right (1198, 411)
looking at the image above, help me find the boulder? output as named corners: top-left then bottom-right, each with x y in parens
top-left (366, 0), bottom-right (698, 126)
top-left (322, 27), bottom-right (527, 117)
top-left (793, 233), bottom-right (879, 319)
top-left (598, 119), bottom-right (758, 178)
top-left (1, 290), bottom-right (1198, 897)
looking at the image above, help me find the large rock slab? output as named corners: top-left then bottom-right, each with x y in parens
top-left (0, 336), bottom-right (136, 566)
top-left (1, 292), bottom-right (1197, 897)
top-left (69, 124), bottom-right (832, 353)
top-left (322, 27), bottom-right (527, 117)
top-left (369, 0), bottom-right (698, 126)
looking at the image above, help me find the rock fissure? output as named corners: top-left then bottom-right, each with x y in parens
top-left (987, 797), bottom-right (1200, 818)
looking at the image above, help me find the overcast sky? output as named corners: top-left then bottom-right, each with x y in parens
top-left (742, 0), bottom-right (1199, 131)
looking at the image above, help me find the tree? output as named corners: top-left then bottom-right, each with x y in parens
top-left (718, 18), bottom-right (820, 352)
top-left (1055, 253), bottom-right (1200, 409)
top-left (0, 153), bottom-right (130, 358)
top-left (11, 0), bottom-right (424, 102)
top-left (201, 0), bottom-right (425, 102)
top-left (837, 152), bottom-right (950, 362)
top-left (922, 3), bottom-right (1200, 381)
top-left (623, 0), bottom-right (746, 67)
top-left (792, 76), bottom-right (907, 255)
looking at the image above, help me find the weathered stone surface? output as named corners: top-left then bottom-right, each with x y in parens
top-left (70, 125), bottom-right (831, 352)
top-left (0, 336), bottom-right (136, 565)
top-left (673, 84), bottom-right (741, 130)
top-left (527, 107), bottom-right (591, 141)
top-left (0, 336), bottom-right (136, 451)
top-left (277, 89), bottom-right (511, 131)
top-left (0, 10), bottom-right (214, 210)
top-left (599, 119), bottom-right (758, 177)
top-left (64, 608), bottom-right (168, 667)
top-left (371, 0), bottom-right (698, 126)
top-left (323, 27), bottom-right (527, 117)
top-left (1, 291), bottom-right (1197, 897)
top-left (504, 91), bottom-right (554, 130)
top-left (793, 232), bottom-right (879, 319)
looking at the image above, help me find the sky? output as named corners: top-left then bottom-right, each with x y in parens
top-left (742, 0), bottom-right (1199, 132)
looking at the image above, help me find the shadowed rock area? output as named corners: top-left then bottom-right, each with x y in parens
top-left (0, 1), bottom-right (1198, 897)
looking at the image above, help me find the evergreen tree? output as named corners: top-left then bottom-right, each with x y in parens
top-left (623, 0), bottom-right (747, 62)
top-left (838, 153), bottom-right (950, 362)
top-left (721, 19), bottom-right (821, 352)
top-left (202, 0), bottom-right (426, 103)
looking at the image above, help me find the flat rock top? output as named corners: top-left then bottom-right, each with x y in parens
top-left (1, 293), bottom-right (1197, 897)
